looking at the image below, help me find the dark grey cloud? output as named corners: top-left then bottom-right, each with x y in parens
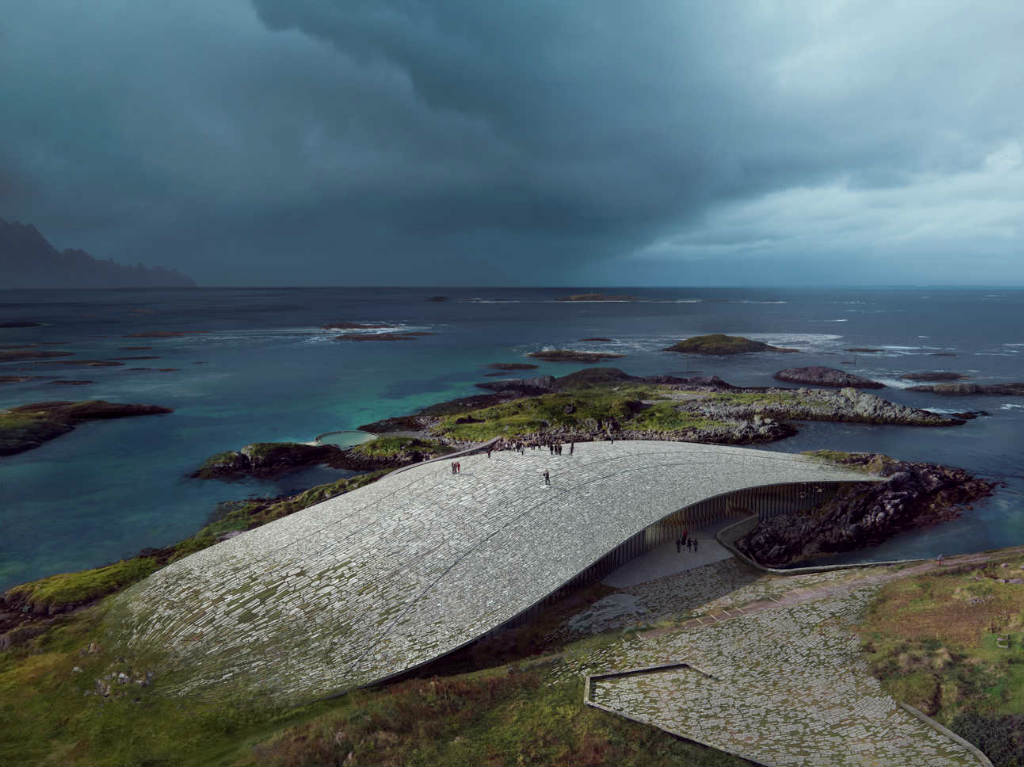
top-left (1, 0), bottom-right (1022, 285)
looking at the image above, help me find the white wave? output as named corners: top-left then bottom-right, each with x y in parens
top-left (744, 332), bottom-right (843, 351)
top-left (731, 300), bottom-right (788, 304)
top-left (1001, 403), bottom-right (1024, 411)
top-left (823, 318), bottom-right (848, 322)
top-left (868, 377), bottom-right (916, 389)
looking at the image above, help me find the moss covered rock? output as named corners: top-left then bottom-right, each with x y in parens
top-left (665, 334), bottom-right (797, 355)
top-left (0, 400), bottom-right (172, 456)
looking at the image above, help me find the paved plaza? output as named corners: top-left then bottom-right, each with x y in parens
top-left (558, 563), bottom-right (990, 766)
top-left (108, 440), bottom-right (872, 701)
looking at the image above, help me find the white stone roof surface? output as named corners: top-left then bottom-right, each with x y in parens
top-left (109, 441), bottom-right (876, 701)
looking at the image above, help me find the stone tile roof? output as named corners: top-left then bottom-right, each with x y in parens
top-left (108, 441), bottom-right (875, 701)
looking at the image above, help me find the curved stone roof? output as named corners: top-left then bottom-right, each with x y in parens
top-left (108, 441), bottom-right (878, 702)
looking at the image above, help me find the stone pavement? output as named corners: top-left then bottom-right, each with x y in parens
top-left (561, 567), bottom-right (990, 766)
top-left (106, 440), bottom-right (874, 701)
top-left (602, 517), bottom-right (734, 588)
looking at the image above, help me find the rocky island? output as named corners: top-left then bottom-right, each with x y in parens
top-left (907, 382), bottom-right (1024, 395)
top-left (665, 333), bottom-right (799, 355)
top-left (774, 366), bottom-right (885, 388)
top-left (527, 349), bottom-right (625, 362)
top-left (358, 367), bottom-right (965, 448)
top-left (0, 400), bottom-right (173, 456)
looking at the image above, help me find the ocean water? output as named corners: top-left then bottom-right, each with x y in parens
top-left (1, 286), bottom-right (1022, 589)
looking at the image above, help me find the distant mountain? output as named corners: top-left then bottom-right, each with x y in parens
top-left (0, 217), bottom-right (195, 288)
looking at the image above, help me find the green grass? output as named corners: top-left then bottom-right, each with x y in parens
top-left (243, 665), bottom-right (750, 767)
top-left (350, 436), bottom-right (450, 458)
top-left (709, 391), bottom-right (799, 406)
top-left (3, 559), bottom-right (161, 614)
top-left (859, 554), bottom-right (1024, 764)
top-left (430, 385), bottom-right (726, 441)
top-left (0, 589), bottom-right (750, 767)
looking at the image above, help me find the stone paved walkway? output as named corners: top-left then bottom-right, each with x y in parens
top-left (107, 441), bottom-right (874, 701)
top-left (559, 555), bottom-right (1006, 766)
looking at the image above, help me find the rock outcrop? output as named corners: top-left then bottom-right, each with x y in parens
top-left (774, 367), bottom-right (884, 389)
top-left (735, 452), bottom-right (997, 567)
top-left (907, 382), bottom-right (1024, 396)
top-left (527, 349), bottom-right (625, 362)
top-left (900, 372), bottom-right (966, 382)
top-left (0, 400), bottom-right (173, 456)
top-left (666, 334), bottom-right (798, 355)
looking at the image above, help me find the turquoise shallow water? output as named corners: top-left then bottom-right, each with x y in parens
top-left (1, 286), bottom-right (1023, 588)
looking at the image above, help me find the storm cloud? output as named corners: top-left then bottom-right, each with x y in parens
top-left (1, 0), bottom-right (1021, 285)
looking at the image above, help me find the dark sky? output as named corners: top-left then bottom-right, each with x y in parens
top-left (1, 1), bottom-right (1022, 286)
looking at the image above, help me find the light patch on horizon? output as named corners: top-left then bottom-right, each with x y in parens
top-left (632, 139), bottom-right (1024, 282)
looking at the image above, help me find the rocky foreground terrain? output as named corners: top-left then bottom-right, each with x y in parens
top-left (736, 451), bottom-right (998, 567)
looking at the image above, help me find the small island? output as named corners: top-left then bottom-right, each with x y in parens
top-left (0, 400), bottom-right (173, 456)
top-left (774, 366), bottom-right (885, 388)
top-left (900, 371), bottom-right (966, 382)
top-left (334, 331), bottom-right (434, 342)
top-left (321, 321), bottom-right (391, 330)
top-left (527, 349), bottom-right (625, 362)
top-left (907, 382), bottom-right (1024, 396)
top-left (665, 333), bottom-right (798, 355)
top-left (486, 362), bottom-right (539, 370)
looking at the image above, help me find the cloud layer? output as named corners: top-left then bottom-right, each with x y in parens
top-left (1, 0), bottom-right (1021, 285)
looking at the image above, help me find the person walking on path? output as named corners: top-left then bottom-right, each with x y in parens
top-left (570, 441), bottom-right (574, 455)
top-left (455, 461), bottom-right (461, 474)
top-left (693, 538), bottom-right (699, 553)
top-left (675, 538), bottom-right (681, 553)
top-left (687, 539), bottom-right (693, 551)
top-left (681, 528), bottom-right (688, 546)
top-left (543, 469), bottom-right (550, 486)
top-left (451, 461), bottom-right (456, 475)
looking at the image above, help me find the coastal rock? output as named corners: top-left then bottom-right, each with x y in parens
top-left (0, 321), bottom-right (44, 328)
top-left (477, 376), bottom-right (557, 394)
top-left (735, 452), bottom-right (997, 567)
top-left (0, 349), bottom-right (73, 362)
top-left (526, 349), bottom-right (624, 362)
top-left (321, 321), bottom-right (391, 330)
top-left (334, 332), bottom-right (433, 341)
top-left (906, 382), bottom-right (1024, 396)
top-left (579, 337), bottom-right (613, 342)
top-left (192, 442), bottom-right (341, 479)
top-left (123, 331), bottom-right (204, 338)
top-left (774, 366), bottom-right (885, 388)
top-left (900, 372), bottom-right (966, 382)
top-left (0, 400), bottom-right (173, 456)
top-left (485, 362), bottom-right (539, 371)
top-left (665, 334), bottom-right (798, 355)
